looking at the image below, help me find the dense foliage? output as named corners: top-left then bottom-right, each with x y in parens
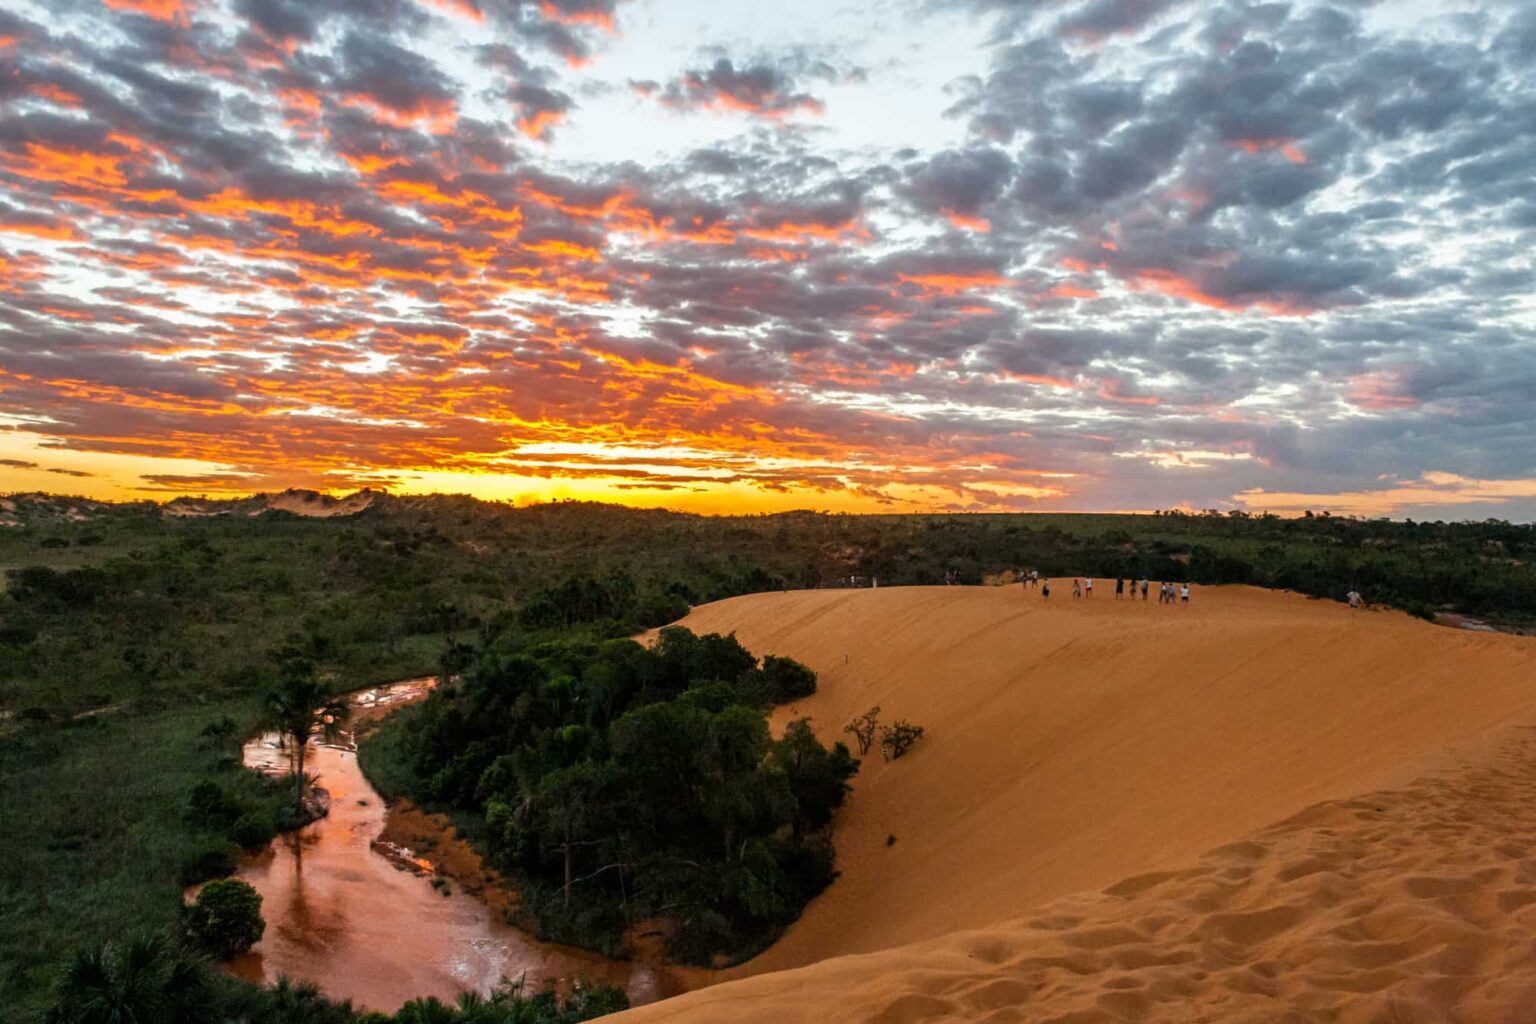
top-left (375, 626), bottom-right (858, 965)
top-left (183, 880), bottom-right (264, 961)
top-left (4, 492), bottom-right (1535, 1017)
top-left (39, 935), bottom-right (624, 1024)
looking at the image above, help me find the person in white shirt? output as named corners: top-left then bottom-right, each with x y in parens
top-left (1180, 583), bottom-right (1190, 604)
top-left (1084, 577), bottom-right (1093, 597)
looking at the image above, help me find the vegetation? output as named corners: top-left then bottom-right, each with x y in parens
top-left (42, 934), bottom-right (210, 1024)
top-left (879, 721), bottom-right (926, 761)
top-left (843, 707), bottom-right (882, 757)
top-left (367, 626), bottom-right (859, 965)
top-left (262, 660), bottom-right (350, 816)
top-left (184, 880), bottom-right (264, 960)
top-left (39, 934), bottom-right (624, 1024)
top-left (4, 492), bottom-right (1536, 1016)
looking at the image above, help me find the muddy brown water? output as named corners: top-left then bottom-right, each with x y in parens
top-left (226, 678), bottom-right (677, 1012)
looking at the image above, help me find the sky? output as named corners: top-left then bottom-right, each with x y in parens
top-left (0, 0), bottom-right (1534, 519)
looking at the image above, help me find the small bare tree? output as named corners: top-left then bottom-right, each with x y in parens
top-left (843, 706), bottom-right (881, 756)
top-left (880, 720), bottom-right (925, 761)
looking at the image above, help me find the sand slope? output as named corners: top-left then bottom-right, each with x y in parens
top-left (611, 584), bottom-right (1536, 1021)
top-left (616, 724), bottom-right (1536, 1022)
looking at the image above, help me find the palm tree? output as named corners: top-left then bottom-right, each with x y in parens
top-left (44, 933), bottom-right (210, 1024)
top-left (264, 658), bottom-right (349, 817)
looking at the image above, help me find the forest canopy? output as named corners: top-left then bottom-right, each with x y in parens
top-left (370, 626), bottom-right (858, 965)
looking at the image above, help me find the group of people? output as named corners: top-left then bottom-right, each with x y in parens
top-left (1024, 573), bottom-right (1190, 604)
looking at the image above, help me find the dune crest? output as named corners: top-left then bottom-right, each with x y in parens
top-left (612, 584), bottom-right (1536, 1021)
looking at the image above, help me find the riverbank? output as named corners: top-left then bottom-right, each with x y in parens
top-left (230, 678), bottom-right (685, 1013)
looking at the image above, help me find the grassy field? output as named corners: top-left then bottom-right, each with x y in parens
top-left (1, 494), bottom-right (1534, 1019)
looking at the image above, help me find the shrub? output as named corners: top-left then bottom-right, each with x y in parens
top-left (230, 810), bottom-right (277, 850)
top-left (177, 844), bottom-right (238, 886)
top-left (185, 779), bottom-right (244, 830)
top-left (880, 720), bottom-right (925, 761)
top-left (185, 878), bottom-right (265, 959)
top-left (843, 706), bottom-right (881, 756)
top-left (761, 655), bottom-right (816, 703)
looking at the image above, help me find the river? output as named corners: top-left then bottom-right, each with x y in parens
top-left (227, 678), bottom-right (678, 1012)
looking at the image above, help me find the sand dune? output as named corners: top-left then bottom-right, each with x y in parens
top-left (616, 726), bottom-right (1536, 1022)
top-left (611, 584), bottom-right (1536, 1022)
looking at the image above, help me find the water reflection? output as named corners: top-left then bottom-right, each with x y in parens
top-left (227, 678), bottom-right (675, 1012)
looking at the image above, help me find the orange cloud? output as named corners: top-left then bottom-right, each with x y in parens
top-left (517, 108), bottom-right (566, 141)
top-left (540, 2), bottom-right (616, 32)
top-left (896, 270), bottom-right (1012, 295)
top-left (102, 0), bottom-right (191, 25)
top-left (419, 0), bottom-right (484, 21)
top-left (1130, 268), bottom-right (1314, 316)
top-left (1231, 138), bottom-right (1308, 164)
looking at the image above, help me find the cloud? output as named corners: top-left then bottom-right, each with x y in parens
top-left (641, 57), bottom-right (827, 120)
top-left (0, 0), bottom-right (1532, 515)
top-left (1236, 473), bottom-right (1536, 519)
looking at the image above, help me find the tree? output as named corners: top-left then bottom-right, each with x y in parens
top-left (264, 655), bottom-right (349, 815)
top-left (530, 761), bottom-right (615, 909)
top-left (843, 706), bottom-right (881, 756)
top-left (185, 878), bottom-right (265, 959)
top-left (771, 719), bottom-right (858, 839)
top-left (45, 933), bottom-right (210, 1024)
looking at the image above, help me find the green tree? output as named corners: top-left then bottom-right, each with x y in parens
top-left (43, 933), bottom-right (210, 1024)
top-left (185, 878), bottom-right (265, 960)
top-left (531, 761), bottom-right (615, 909)
top-left (771, 719), bottom-right (858, 838)
top-left (263, 656), bottom-right (349, 815)
top-left (760, 655), bottom-right (816, 703)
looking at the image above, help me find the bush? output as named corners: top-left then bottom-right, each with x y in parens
top-left (230, 810), bottom-right (277, 850)
top-left (177, 843), bottom-right (238, 886)
top-left (185, 879), bottom-right (265, 959)
top-left (880, 720), bottom-right (925, 761)
top-left (760, 655), bottom-right (816, 703)
top-left (185, 779), bottom-right (244, 830)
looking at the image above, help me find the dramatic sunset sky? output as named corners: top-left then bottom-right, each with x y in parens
top-left (0, 0), bottom-right (1533, 517)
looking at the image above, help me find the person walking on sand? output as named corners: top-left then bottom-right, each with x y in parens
top-left (1140, 578), bottom-right (1149, 600)
top-left (1084, 576), bottom-right (1094, 597)
top-left (1041, 578), bottom-right (1050, 600)
top-left (1072, 578), bottom-right (1082, 599)
top-left (1115, 577), bottom-right (1125, 598)
top-left (1347, 589), bottom-right (1363, 610)
top-left (1181, 583), bottom-right (1190, 604)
